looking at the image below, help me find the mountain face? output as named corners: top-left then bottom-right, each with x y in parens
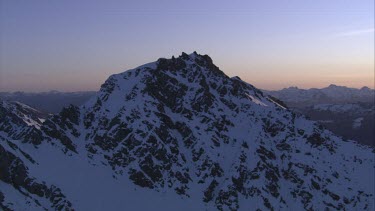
top-left (1, 52), bottom-right (374, 210)
top-left (0, 101), bottom-right (73, 210)
top-left (0, 101), bottom-right (48, 145)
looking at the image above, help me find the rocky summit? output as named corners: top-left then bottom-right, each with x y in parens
top-left (0, 52), bottom-right (374, 210)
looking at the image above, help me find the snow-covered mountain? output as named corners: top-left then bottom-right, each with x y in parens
top-left (0, 101), bottom-right (48, 144)
top-left (1, 52), bottom-right (374, 210)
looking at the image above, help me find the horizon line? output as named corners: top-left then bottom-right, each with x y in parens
top-left (1, 83), bottom-right (374, 93)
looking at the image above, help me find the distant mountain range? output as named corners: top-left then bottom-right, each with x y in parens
top-left (1, 52), bottom-right (374, 210)
top-left (264, 85), bottom-right (374, 107)
top-left (264, 86), bottom-right (374, 146)
top-left (0, 91), bottom-right (96, 113)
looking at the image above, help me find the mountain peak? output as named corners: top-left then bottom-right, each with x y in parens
top-left (156, 52), bottom-right (215, 70)
top-left (327, 84), bottom-right (348, 89)
top-left (137, 52), bottom-right (226, 83)
top-left (328, 84), bottom-right (338, 88)
top-left (281, 86), bottom-right (300, 91)
top-left (360, 86), bottom-right (371, 91)
top-left (96, 52), bottom-right (274, 117)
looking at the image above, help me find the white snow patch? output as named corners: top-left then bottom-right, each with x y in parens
top-left (352, 117), bottom-right (364, 129)
top-left (246, 93), bottom-right (268, 106)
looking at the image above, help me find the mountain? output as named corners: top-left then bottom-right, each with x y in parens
top-left (264, 86), bottom-right (375, 146)
top-left (264, 85), bottom-right (374, 107)
top-left (301, 102), bottom-right (375, 146)
top-left (0, 91), bottom-right (96, 113)
top-left (1, 52), bottom-right (374, 210)
top-left (0, 101), bottom-right (48, 144)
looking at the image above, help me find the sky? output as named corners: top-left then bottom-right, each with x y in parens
top-left (0, 0), bottom-right (374, 92)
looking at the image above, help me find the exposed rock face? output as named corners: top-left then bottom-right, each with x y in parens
top-left (0, 52), bottom-right (374, 210)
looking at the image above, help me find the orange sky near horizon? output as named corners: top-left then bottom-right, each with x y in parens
top-left (0, 0), bottom-right (373, 92)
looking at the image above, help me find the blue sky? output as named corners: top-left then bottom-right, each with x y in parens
top-left (0, 0), bottom-right (373, 91)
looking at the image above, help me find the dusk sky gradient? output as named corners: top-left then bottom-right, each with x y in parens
top-left (0, 0), bottom-right (374, 92)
